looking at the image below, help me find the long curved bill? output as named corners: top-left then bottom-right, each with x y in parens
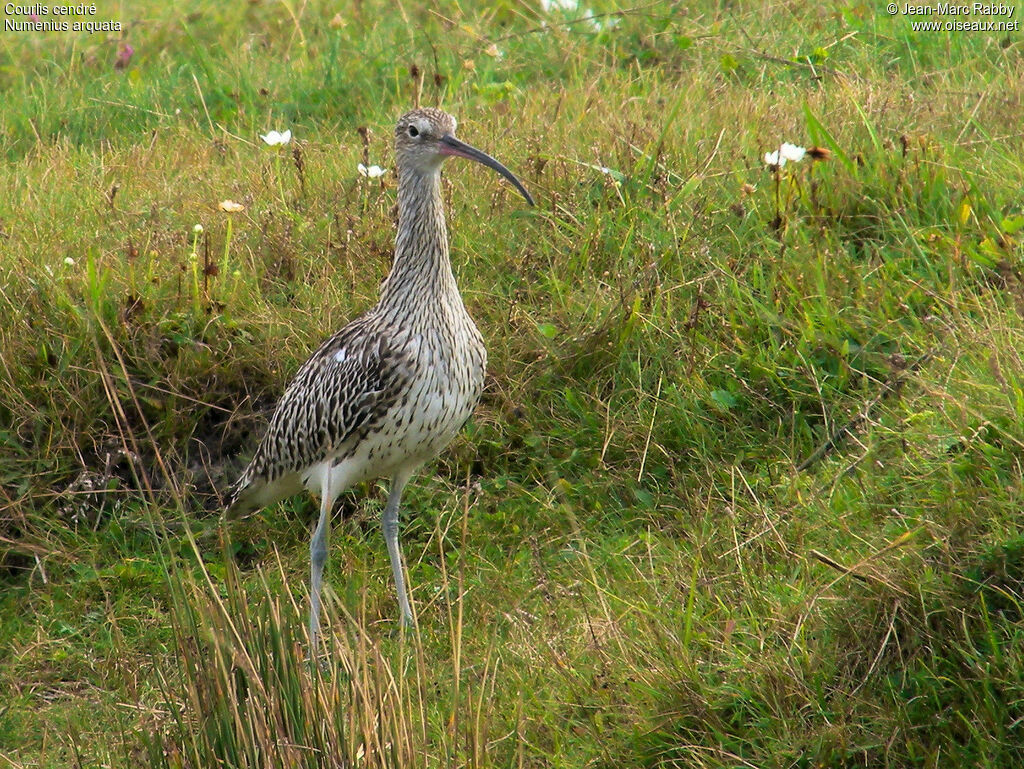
top-left (439, 134), bottom-right (535, 206)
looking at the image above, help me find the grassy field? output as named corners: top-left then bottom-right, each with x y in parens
top-left (2, 0), bottom-right (1024, 766)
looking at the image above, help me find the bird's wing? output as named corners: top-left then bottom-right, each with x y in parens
top-left (226, 316), bottom-right (414, 515)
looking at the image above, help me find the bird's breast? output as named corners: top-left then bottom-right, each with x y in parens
top-left (351, 315), bottom-right (485, 475)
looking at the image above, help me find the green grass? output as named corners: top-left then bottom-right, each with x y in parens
top-left (2, 0), bottom-right (1024, 766)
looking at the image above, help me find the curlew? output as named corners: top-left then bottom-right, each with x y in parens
top-left (226, 108), bottom-right (533, 652)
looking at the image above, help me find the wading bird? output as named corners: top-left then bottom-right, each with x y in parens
top-left (227, 108), bottom-right (534, 653)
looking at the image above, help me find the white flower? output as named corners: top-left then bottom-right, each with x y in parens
top-left (781, 143), bottom-right (806, 162)
top-left (358, 163), bottom-right (387, 178)
top-left (64, 257), bottom-right (75, 266)
top-left (540, 0), bottom-right (578, 11)
top-left (193, 224), bottom-right (204, 234)
top-left (261, 129), bottom-right (292, 146)
top-left (764, 142), bottom-right (806, 168)
top-left (218, 200), bottom-right (245, 213)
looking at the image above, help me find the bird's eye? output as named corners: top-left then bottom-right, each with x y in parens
top-left (408, 125), bottom-right (419, 137)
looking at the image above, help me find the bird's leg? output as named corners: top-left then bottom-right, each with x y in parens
top-left (309, 469), bottom-right (334, 659)
top-left (382, 470), bottom-right (414, 628)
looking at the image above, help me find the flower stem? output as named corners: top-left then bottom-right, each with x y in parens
top-left (221, 215), bottom-right (233, 297)
top-left (275, 151), bottom-right (287, 207)
top-left (773, 166), bottom-right (782, 232)
top-left (189, 229), bottom-right (201, 314)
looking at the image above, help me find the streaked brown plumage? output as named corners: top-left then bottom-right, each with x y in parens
top-left (226, 108), bottom-right (533, 652)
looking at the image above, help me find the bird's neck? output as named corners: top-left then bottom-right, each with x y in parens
top-left (378, 169), bottom-right (461, 320)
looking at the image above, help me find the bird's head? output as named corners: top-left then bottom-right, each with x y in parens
top-left (394, 108), bottom-right (534, 206)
